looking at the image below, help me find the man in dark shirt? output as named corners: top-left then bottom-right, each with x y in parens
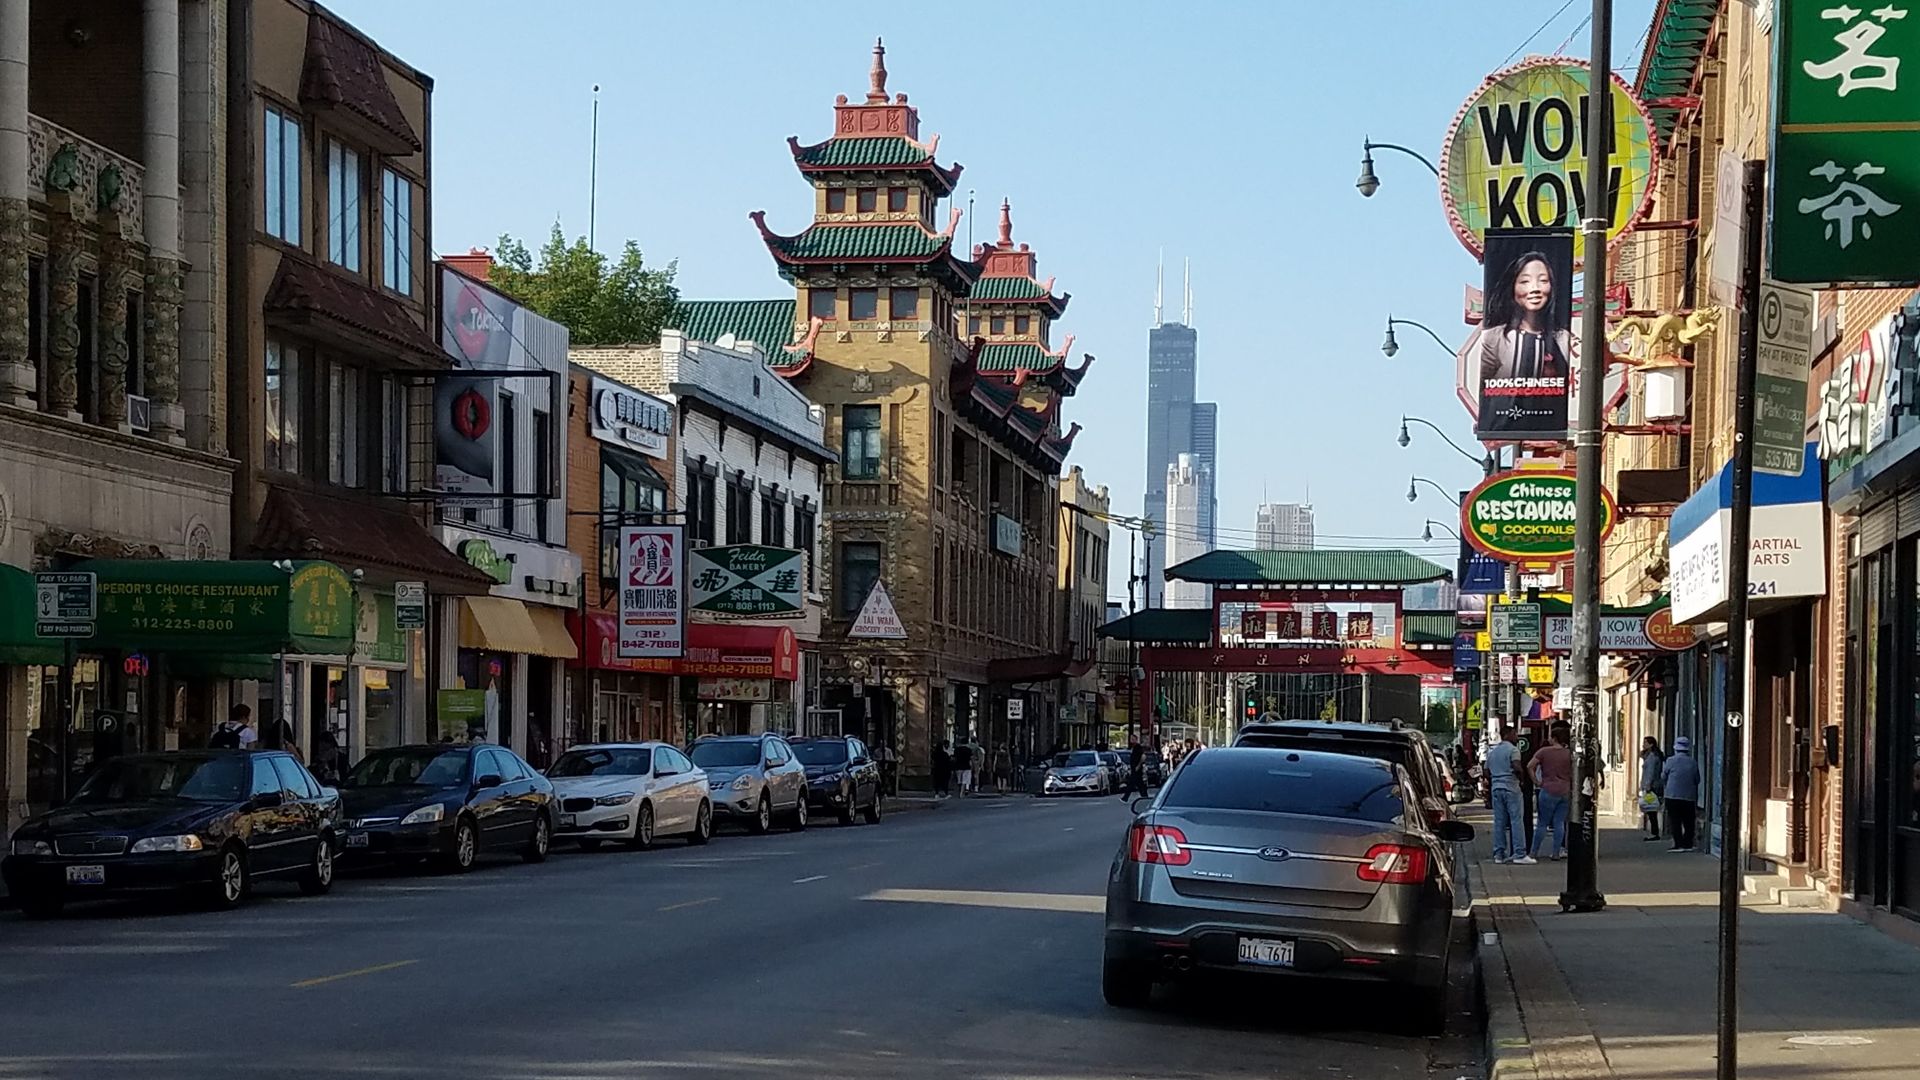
top-left (952, 741), bottom-right (974, 799)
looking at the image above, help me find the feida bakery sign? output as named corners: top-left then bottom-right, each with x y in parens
top-left (1441, 57), bottom-right (1658, 265)
top-left (590, 376), bottom-right (672, 460)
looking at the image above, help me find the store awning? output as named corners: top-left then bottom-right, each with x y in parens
top-left (459, 597), bottom-right (578, 659)
top-left (0, 565), bottom-right (62, 665)
top-left (569, 612), bottom-right (798, 678)
top-left (80, 559), bottom-right (356, 655)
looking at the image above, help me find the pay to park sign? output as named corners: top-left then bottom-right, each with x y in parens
top-left (1771, 0), bottom-right (1920, 286)
top-left (1461, 470), bottom-right (1616, 563)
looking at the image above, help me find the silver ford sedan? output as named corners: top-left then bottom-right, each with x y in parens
top-left (1103, 746), bottom-right (1472, 1031)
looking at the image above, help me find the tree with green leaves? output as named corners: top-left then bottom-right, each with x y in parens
top-left (489, 223), bottom-right (679, 346)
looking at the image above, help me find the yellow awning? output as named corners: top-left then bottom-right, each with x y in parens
top-left (459, 597), bottom-right (578, 659)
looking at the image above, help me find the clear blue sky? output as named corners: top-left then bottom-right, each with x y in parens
top-left (330, 0), bottom-right (1656, 597)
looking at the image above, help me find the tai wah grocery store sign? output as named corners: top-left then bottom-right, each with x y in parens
top-left (1462, 470), bottom-right (1615, 566)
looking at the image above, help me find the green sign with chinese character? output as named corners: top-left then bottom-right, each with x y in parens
top-left (1771, 0), bottom-right (1920, 285)
top-left (85, 559), bottom-right (356, 655)
top-left (688, 545), bottom-right (805, 618)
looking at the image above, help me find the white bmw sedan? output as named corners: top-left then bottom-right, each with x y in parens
top-left (546, 743), bottom-right (712, 849)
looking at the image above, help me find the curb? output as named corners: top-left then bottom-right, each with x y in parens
top-left (1479, 917), bottom-right (1537, 1080)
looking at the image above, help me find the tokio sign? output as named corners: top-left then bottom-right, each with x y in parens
top-left (618, 525), bottom-right (684, 658)
top-left (1440, 57), bottom-right (1658, 265)
top-left (1770, 1), bottom-right (1920, 286)
top-left (689, 545), bottom-right (805, 618)
top-left (1462, 470), bottom-right (1616, 563)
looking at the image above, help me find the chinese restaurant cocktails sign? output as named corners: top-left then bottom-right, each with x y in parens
top-left (1462, 470), bottom-right (1616, 562)
top-left (1441, 57), bottom-right (1658, 265)
top-left (1771, 0), bottom-right (1920, 286)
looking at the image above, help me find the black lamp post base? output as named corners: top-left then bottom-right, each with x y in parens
top-left (1558, 890), bottom-right (1607, 913)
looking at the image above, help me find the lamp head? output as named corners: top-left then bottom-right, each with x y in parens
top-left (1381, 320), bottom-right (1400, 357)
top-left (1356, 150), bottom-right (1380, 197)
top-left (1406, 478), bottom-right (1418, 503)
top-left (1397, 419), bottom-right (1411, 448)
top-left (1422, 523), bottom-right (1434, 542)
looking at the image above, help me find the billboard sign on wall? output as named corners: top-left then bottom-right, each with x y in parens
top-left (1470, 228), bottom-right (1576, 442)
top-left (618, 525), bottom-right (684, 658)
top-left (1440, 57), bottom-right (1658, 265)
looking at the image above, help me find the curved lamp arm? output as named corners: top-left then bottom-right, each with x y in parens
top-left (1399, 415), bottom-right (1495, 474)
top-left (1408, 476), bottom-right (1462, 506)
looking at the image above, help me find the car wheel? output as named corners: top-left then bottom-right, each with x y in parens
top-left (750, 794), bottom-right (773, 835)
top-left (445, 817), bottom-right (479, 873)
top-left (206, 845), bottom-right (250, 910)
top-left (863, 789), bottom-right (883, 825)
top-left (837, 787), bottom-right (857, 826)
top-left (298, 836), bottom-right (335, 896)
top-left (630, 802), bottom-right (657, 850)
top-left (687, 801), bottom-right (713, 845)
top-left (18, 891), bottom-right (63, 919)
top-left (1101, 948), bottom-right (1154, 1008)
top-left (522, 814), bottom-right (552, 863)
top-left (788, 792), bottom-right (809, 832)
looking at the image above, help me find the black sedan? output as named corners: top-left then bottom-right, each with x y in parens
top-left (789, 735), bottom-right (883, 825)
top-left (2, 750), bottom-right (341, 917)
top-left (336, 744), bottom-right (555, 872)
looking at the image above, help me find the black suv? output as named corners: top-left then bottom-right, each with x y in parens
top-left (3, 750), bottom-right (341, 917)
top-left (1233, 720), bottom-right (1454, 829)
top-left (789, 736), bottom-right (883, 825)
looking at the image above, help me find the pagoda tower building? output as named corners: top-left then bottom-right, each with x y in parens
top-left (678, 41), bottom-right (1089, 781)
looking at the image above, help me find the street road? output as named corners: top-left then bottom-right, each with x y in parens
top-left (0, 795), bottom-right (1482, 1079)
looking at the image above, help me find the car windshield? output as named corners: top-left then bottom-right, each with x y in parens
top-left (72, 756), bottom-right (247, 804)
top-left (790, 742), bottom-right (849, 766)
top-left (1162, 752), bottom-right (1405, 823)
top-left (549, 748), bottom-right (652, 778)
top-left (691, 741), bottom-right (761, 768)
top-left (1054, 752), bottom-right (1100, 768)
top-left (1237, 732), bottom-right (1413, 771)
top-left (343, 749), bottom-right (469, 788)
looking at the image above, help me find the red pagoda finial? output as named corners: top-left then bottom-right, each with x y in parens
top-left (998, 198), bottom-right (1013, 246)
top-left (867, 38), bottom-right (889, 103)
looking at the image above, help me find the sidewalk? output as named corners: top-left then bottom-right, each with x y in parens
top-left (1475, 811), bottom-right (1920, 1079)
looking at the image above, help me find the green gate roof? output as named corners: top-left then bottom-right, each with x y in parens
top-left (1166, 549), bottom-right (1450, 587)
top-left (1096, 608), bottom-right (1212, 643)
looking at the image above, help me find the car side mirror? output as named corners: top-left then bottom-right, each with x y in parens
top-left (765, 758), bottom-right (780, 769)
top-left (474, 773), bottom-right (505, 790)
top-left (1129, 796), bottom-right (1152, 815)
top-left (1435, 820), bottom-right (1475, 843)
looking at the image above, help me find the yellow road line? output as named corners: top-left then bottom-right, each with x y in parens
top-left (658, 896), bottom-right (720, 913)
top-left (290, 959), bottom-right (418, 989)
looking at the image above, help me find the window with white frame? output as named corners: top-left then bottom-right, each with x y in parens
top-left (326, 140), bottom-right (362, 270)
top-left (382, 168), bottom-right (415, 294)
top-left (264, 105), bottom-right (302, 243)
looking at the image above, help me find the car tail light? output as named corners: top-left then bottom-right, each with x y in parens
top-left (1358, 844), bottom-right (1429, 884)
top-left (1127, 823), bottom-right (1191, 866)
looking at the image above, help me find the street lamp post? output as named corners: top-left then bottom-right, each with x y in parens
top-left (1408, 476), bottom-right (1462, 506)
top-left (1422, 519), bottom-right (1461, 543)
top-left (1399, 416), bottom-right (1498, 476)
top-left (1356, 138), bottom-right (1440, 197)
top-left (1381, 316), bottom-right (1455, 359)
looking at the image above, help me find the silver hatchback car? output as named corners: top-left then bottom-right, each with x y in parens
top-left (1104, 746), bottom-right (1472, 1031)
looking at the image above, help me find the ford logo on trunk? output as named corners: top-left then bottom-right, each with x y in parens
top-left (1256, 846), bottom-right (1292, 862)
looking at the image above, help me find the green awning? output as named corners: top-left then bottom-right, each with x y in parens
top-left (81, 559), bottom-right (356, 655)
top-left (0, 565), bottom-right (62, 665)
top-left (165, 653), bottom-right (278, 680)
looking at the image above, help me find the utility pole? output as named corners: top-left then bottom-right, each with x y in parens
top-left (588, 85), bottom-right (601, 251)
top-left (1716, 157), bottom-right (1765, 1080)
top-left (1562, 0), bottom-right (1611, 914)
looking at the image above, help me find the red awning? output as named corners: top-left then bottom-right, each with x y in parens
top-left (570, 613), bottom-right (800, 680)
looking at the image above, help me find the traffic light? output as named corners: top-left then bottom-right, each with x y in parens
top-left (1245, 695), bottom-right (1258, 718)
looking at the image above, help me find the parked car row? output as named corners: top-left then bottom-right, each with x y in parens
top-left (1101, 719), bottom-right (1476, 1033)
top-left (1041, 749), bottom-right (1162, 797)
top-left (2, 731), bottom-right (886, 919)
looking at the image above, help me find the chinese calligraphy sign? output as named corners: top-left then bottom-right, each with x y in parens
top-left (1773, 1), bottom-right (1920, 285)
top-left (688, 545), bottom-right (806, 619)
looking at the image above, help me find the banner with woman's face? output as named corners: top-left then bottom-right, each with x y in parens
top-left (1472, 228), bottom-right (1575, 443)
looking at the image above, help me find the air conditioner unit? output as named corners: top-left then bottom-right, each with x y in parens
top-left (126, 394), bottom-right (151, 433)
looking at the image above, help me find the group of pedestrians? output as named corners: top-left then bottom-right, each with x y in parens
top-left (1638, 734), bottom-right (1701, 851)
top-left (928, 739), bottom-right (1015, 798)
top-left (1482, 721), bottom-right (1706, 863)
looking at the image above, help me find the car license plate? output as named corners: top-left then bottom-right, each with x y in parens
top-left (344, 832), bottom-right (369, 848)
top-left (64, 864), bottom-right (106, 886)
top-left (1237, 937), bottom-right (1295, 967)
top-left (558, 814), bottom-right (576, 828)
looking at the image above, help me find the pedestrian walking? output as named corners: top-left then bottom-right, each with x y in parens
top-left (952, 741), bottom-right (974, 797)
top-left (1529, 725), bottom-right (1573, 861)
top-left (1661, 736), bottom-right (1702, 851)
top-left (991, 743), bottom-right (1012, 794)
top-left (310, 726), bottom-right (344, 786)
top-left (931, 741), bottom-right (952, 799)
top-left (1118, 740), bottom-right (1148, 799)
top-left (1484, 726), bottom-right (1533, 864)
top-left (208, 704), bottom-right (258, 750)
top-left (876, 742), bottom-right (899, 796)
top-left (1638, 735), bottom-right (1666, 840)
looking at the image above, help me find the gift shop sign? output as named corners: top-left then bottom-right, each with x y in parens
top-left (1462, 470), bottom-right (1615, 562)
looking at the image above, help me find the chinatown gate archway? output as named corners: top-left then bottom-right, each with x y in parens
top-left (1097, 550), bottom-right (1457, 742)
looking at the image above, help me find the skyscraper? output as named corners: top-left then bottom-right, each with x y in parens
top-left (1164, 454), bottom-right (1213, 609)
top-left (1143, 258), bottom-right (1215, 605)
top-left (1255, 502), bottom-right (1315, 550)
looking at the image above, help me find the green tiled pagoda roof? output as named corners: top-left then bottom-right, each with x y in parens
top-left (794, 136), bottom-right (934, 169)
top-left (1166, 549), bottom-right (1450, 587)
top-left (765, 223), bottom-right (951, 262)
top-left (976, 343), bottom-right (1065, 374)
top-left (1635, 0), bottom-right (1718, 142)
top-left (1403, 612), bottom-right (1457, 646)
top-left (972, 276), bottom-right (1048, 301)
top-left (1097, 608), bottom-right (1212, 644)
top-left (673, 299), bottom-right (798, 355)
